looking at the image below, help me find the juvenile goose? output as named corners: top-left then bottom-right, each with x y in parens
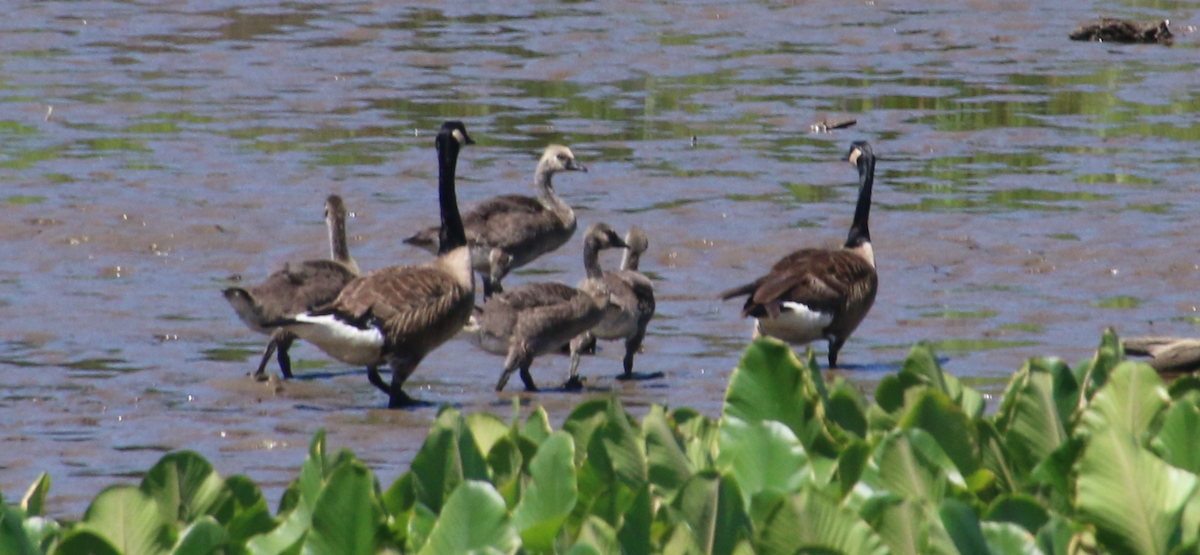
top-left (466, 222), bottom-right (628, 392)
top-left (720, 141), bottom-right (878, 368)
top-left (1070, 18), bottom-right (1172, 45)
top-left (223, 194), bottom-right (359, 380)
top-left (404, 144), bottom-right (587, 298)
top-left (570, 225), bottom-right (657, 381)
top-left (270, 121), bottom-right (475, 408)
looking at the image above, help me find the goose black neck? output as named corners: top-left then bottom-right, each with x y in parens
top-left (436, 136), bottom-right (466, 255)
top-left (845, 153), bottom-right (874, 249)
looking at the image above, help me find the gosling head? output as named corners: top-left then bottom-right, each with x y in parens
top-left (540, 145), bottom-right (587, 174)
top-left (584, 222), bottom-right (628, 251)
top-left (324, 194), bottom-right (348, 223)
top-left (624, 226), bottom-right (649, 256)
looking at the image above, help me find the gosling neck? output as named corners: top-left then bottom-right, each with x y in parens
top-left (328, 210), bottom-right (359, 275)
top-left (533, 163), bottom-right (573, 222)
top-left (582, 239), bottom-right (604, 280)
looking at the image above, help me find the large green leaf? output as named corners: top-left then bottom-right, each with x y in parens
top-left (717, 417), bottom-right (809, 510)
top-left (512, 432), bottom-right (578, 553)
top-left (898, 388), bottom-right (980, 477)
top-left (1077, 328), bottom-right (1123, 400)
top-left (21, 473), bottom-right (50, 517)
top-left (524, 406), bottom-right (554, 446)
top-left (140, 451), bottom-right (230, 526)
top-left (0, 503), bottom-right (39, 555)
top-left (995, 359), bottom-right (1071, 478)
top-left (668, 472), bottom-right (750, 555)
top-left (980, 521), bottom-right (1041, 555)
top-left (1078, 361), bottom-right (1169, 441)
top-left (617, 486), bottom-right (653, 555)
top-left (1076, 424), bottom-right (1197, 555)
top-left (723, 338), bottom-right (835, 457)
top-left (468, 412), bottom-right (512, 457)
top-left (983, 494), bottom-right (1049, 535)
top-left (222, 475), bottom-right (277, 548)
top-left (171, 516), bottom-right (226, 555)
top-left (756, 486), bottom-right (887, 555)
top-left (673, 408), bottom-right (719, 473)
top-left (574, 516), bottom-right (621, 555)
top-left (576, 398), bottom-right (647, 527)
top-left (245, 502), bottom-right (310, 555)
top-left (302, 461), bottom-right (384, 555)
top-left (55, 529), bottom-right (124, 555)
top-left (410, 407), bottom-right (490, 513)
top-left (859, 495), bottom-right (956, 555)
top-left (644, 405), bottom-right (694, 502)
top-left (939, 498), bottom-right (989, 555)
top-left (864, 430), bottom-right (949, 504)
top-left (418, 481), bottom-right (519, 555)
top-left (1152, 392), bottom-right (1200, 474)
top-left (80, 486), bottom-right (175, 555)
top-left (22, 515), bottom-right (61, 555)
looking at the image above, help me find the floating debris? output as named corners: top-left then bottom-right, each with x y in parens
top-left (810, 117), bottom-right (858, 133)
top-left (1070, 18), bottom-right (1173, 45)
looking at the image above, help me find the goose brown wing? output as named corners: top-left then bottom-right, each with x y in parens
top-left (325, 265), bottom-right (469, 336)
top-left (247, 260), bottom-right (357, 320)
top-left (462, 195), bottom-right (560, 249)
top-left (492, 282), bottom-right (580, 311)
top-left (741, 249), bottom-right (874, 319)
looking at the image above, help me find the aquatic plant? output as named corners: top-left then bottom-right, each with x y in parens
top-left (4, 330), bottom-right (1200, 554)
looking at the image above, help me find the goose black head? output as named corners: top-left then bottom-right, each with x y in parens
top-left (846, 141), bottom-right (874, 169)
top-left (436, 121), bottom-right (475, 152)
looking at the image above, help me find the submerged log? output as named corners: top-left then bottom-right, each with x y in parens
top-left (1123, 336), bottom-right (1200, 374)
top-left (1070, 18), bottom-right (1173, 45)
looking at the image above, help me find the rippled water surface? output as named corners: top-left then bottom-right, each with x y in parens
top-left (3, 0), bottom-right (1200, 517)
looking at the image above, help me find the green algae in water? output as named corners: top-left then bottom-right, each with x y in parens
top-left (1091, 296), bottom-right (1141, 309)
top-left (7, 195), bottom-right (46, 205)
top-left (1047, 233), bottom-right (1080, 241)
top-left (999, 323), bottom-right (1044, 333)
top-left (918, 310), bottom-right (998, 319)
top-left (931, 338), bottom-right (1039, 352)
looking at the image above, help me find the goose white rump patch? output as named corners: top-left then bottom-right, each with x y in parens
top-left (288, 314), bottom-right (384, 366)
top-left (755, 301), bottom-right (833, 346)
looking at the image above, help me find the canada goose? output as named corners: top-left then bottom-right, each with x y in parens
top-left (467, 222), bottom-right (628, 392)
top-left (569, 226), bottom-right (658, 382)
top-left (267, 121), bottom-right (475, 408)
top-left (222, 194), bottom-right (359, 380)
top-left (404, 144), bottom-right (587, 298)
top-left (720, 141), bottom-right (878, 368)
top-left (1070, 18), bottom-right (1172, 45)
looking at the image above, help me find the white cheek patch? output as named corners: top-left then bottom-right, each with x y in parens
top-left (452, 129), bottom-right (466, 145)
top-left (289, 314), bottom-right (385, 366)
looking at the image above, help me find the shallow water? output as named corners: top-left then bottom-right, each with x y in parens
top-left (3, 0), bottom-right (1200, 517)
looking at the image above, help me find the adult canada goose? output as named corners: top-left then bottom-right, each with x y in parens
top-left (267, 121), bottom-right (475, 408)
top-left (466, 222), bottom-right (628, 392)
top-left (720, 141), bottom-right (878, 368)
top-left (570, 225), bottom-right (658, 381)
top-left (404, 144), bottom-right (587, 298)
top-left (222, 194), bottom-right (359, 380)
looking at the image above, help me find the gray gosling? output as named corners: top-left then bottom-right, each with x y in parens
top-left (265, 121), bottom-right (475, 408)
top-left (569, 225), bottom-right (658, 382)
top-left (404, 144), bottom-right (587, 299)
top-left (720, 141), bottom-right (878, 369)
top-left (223, 194), bottom-right (359, 380)
top-left (467, 222), bottom-right (629, 392)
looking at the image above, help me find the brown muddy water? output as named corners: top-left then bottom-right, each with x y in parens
top-left (3, 0), bottom-right (1200, 518)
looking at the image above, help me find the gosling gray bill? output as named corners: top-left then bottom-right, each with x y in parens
top-left (268, 121), bottom-right (475, 408)
top-left (223, 194), bottom-right (360, 380)
top-left (720, 141), bottom-right (878, 369)
top-left (466, 222), bottom-right (628, 392)
top-left (404, 144), bottom-right (586, 298)
top-left (571, 225), bottom-right (659, 381)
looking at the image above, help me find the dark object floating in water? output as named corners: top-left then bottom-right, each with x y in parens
top-left (1124, 336), bottom-right (1200, 374)
top-left (810, 118), bottom-right (857, 133)
top-left (1070, 18), bottom-right (1173, 45)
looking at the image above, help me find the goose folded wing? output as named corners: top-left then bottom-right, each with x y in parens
top-left (324, 266), bottom-right (467, 334)
top-left (745, 252), bottom-right (873, 319)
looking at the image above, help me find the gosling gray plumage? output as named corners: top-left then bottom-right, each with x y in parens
top-left (404, 144), bottom-right (586, 298)
top-left (570, 225), bottom-right (657, 381)
top-left (223, 194), bottom-right (359, 380)
top-left (720, 141), bottom-right (878, 369)
top-left (467, 222), bottom-right (628, 392)
top-left (266, 121), bottom-right (475, 408)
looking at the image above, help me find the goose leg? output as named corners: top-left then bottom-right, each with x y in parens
top-left (274, 334), bottom-right (295, 379)
top-left (253, 340), bottom-right (277, 382)
top-left (387, 355), bottom-right (423, 409)
top-left (518, 358), bottom-right (538, 392)
top-left (366, 366), bottom-right (388, 394)
top-left (616, 323), bottom-right (662, 381)
top-left (496, 347), bottom-right (530, 391)
top-left (564, 335), bottom-right (587, 390)
top-left (827, 335), bottom-right (846, 369)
